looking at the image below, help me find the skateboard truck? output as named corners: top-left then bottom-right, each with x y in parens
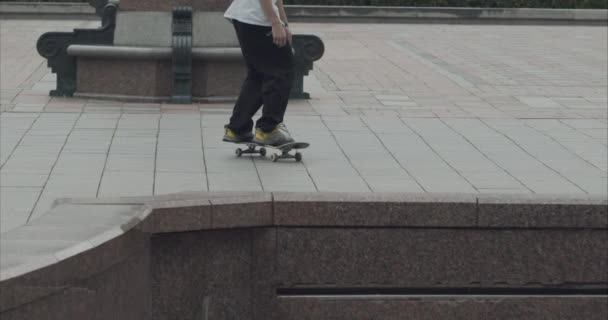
top-left (270, 150), bottom-right (302, 162)
top-left (235, 144), bottom-right (267, 157)
top-left (234, 142), bottom-right (308, 162)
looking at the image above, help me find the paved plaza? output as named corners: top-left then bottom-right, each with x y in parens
top-left (1, 19), bottom-right (607, 233)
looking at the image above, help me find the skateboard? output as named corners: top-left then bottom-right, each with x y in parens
top-left (232, 141), bottom-right (310, 162)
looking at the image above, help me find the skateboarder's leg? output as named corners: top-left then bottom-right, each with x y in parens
top-left (227, 66), bottom-right (264, 134)
top-left (256, 64), bottom-right (294, 133)
top-left (252, 45), bottom-right (295, 146)
top-left (225, 20), bottom-right (267, 137)
top-left (227, 20), bottom-right (295, 146)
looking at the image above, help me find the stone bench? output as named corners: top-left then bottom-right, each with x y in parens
top-left (68, 45), bottom-right (245, 101)
top-left (37, 3), bottom-right (325, 103)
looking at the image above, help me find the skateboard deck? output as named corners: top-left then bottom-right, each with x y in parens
top-left (230, 141), bottom-right (309, 162)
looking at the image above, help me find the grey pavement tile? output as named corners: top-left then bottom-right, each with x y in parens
top-left (553, 97), bottom-right (597, 108)
top-left (75, 117), bottom-right (119, 129)
top-left (313, 178), bottom-right (370, 192)
top-left (204, 154), bottom-right (258, 172)
top-left (361, 116), bottom-right (413, 134)
top-left (356, 166), bottom-right (412, 177)
top-left (155, 156), bottom-right (205, 173)
top-left (12, 94), bottom-right (50, 105)
top-left (158, 138), bottom-right (203, 150)
top-left (0, 101), bottom-right (15, 110)
top-left (518, 177), bottom-right (587, 195)
top-left (29, 178), bottom-right (101, 220)
top-left (364, 177), bottom-right (424, 193)
top-left (349, 157), bottom-right (409, 172)
top-left (477, 188), bottom-right (532, 194)
top-left (380, 101), bottom-right (418, 107)
top-left (2, 224), bottom-right (107, 243)
top-left (561, 176), bottom-right (608, 195)
top-left (105, 154), bottom-right (155, 172)
top-left (98, 172), bottom-right (154, 197)
top-left (311, 104), bottom-right (349, 116)
top-left (19, 134), bottom-right (68, 146)
top-left (63, 143), bottom-right (111, 154)
top-left (361, 109), bottom-right (400, 117)
top-left (158, 130), bottom-right (202, 139)
top-left (261, 184), bottom-right (317, 192)
top-left (0, 156), bottom-right (57, 174)
top-left (30, 81), bottom-right (56, 92)
top-left (304, 158), bottom-right (358, 172)
top-left (160, 116), bottom-right (201, 130)
top-left (69, 128), bottom-right (115, 137)
top-left (31, 114), bottom-right (79, 127)
top-left (117, 114), bottom-right (160, 129)
top-left (114, 129), bottom-right (158, 137)
top-left (7, 146), bottom-right (62, 158)
top-left (109, 144), bottom-right (156, 155)
top-left (63, 137), bottom-right (112, 152)
top-left (156, 148), bottom-right (205, 157)
top-left (207, 172), bottom-right (262, 192)
top-left (468, 178), bottom-right (527, 190)
top-left (516, 96), bottom-right (564, 109)
top-left (0, 173), bottom-right (48, 187)
top-left (209, 184), bottom-right (262, 192)
top-left (322, 116), bottom-right (369, 132)
top-left (0, 212), bottom-right (29, 233)
top-left (581, 128), bottom-right (608, 140)
top-left (122, 107), bottom-right (162, 114)
top-left (12, 104), bottom-right (45, 112)
top-left (28, 194), bottom-right (65, 221)
top-left (416, 178), bottom-right (478, 194)
top-left (154, 172), bottom-right (207, 195)
top-left (53, 153), bottom-right (107, 174)
top-left (0, 187), bottom-right (41, 214)
top-left (44, 174), bottom-right (100, 195)
top-left (84, 106), bottom-right (123, 113)
top-left (202, 136), bottom-right (233, 150)
top-left (560, 119), bottom-right (607, 129)
top-left (334, 142), bottom-right (387, 155)
top-left (200, 114), bottom-right (230, 128)
top-left (374, 94), bottom-right (411, 101)
top-left (397, 109), bottom-right (437, 118)
top-left (256, 167), bottom-right (314, 188)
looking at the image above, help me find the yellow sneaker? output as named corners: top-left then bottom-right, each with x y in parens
top-left (253, 123), bottom-right (295, 146)
top-left (222, 125), bottom-right (253, 143)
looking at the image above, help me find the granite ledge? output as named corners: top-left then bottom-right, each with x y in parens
top-left (1, 191), bottom-right (606, 314)
top-left (478, 193), bottom-right (608, 228)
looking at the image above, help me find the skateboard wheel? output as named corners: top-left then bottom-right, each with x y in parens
top-left (260, 148), bottom-right (267, 157)
top-left (235, 148), bottom-right (243, 157)
top-left (271, 154), bottom-right (279, 162)
top-left (295, 152), bottom-right (302, 162)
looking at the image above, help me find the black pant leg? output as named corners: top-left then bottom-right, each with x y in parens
top-left (229, 20), bottom-right (294, 133)
top-left (257, 45), bottom-right (294, 132)
top-left (228, 66), bottom-right (264, 133)
top-left (227, 21), bottom-right (265, 134)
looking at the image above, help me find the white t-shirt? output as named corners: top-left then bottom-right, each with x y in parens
top-left (224, 0), bottom-right (282, 27)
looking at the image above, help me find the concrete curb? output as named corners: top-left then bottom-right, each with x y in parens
top-left (0, 2), bottom-right (606, 24)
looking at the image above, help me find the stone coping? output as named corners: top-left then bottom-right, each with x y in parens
top-left (1, 2), bottom-right (606, 24)
top-left (68, 45), bottom-right (243, 61)
top-left (0, 191), bottom-right (606, 311)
